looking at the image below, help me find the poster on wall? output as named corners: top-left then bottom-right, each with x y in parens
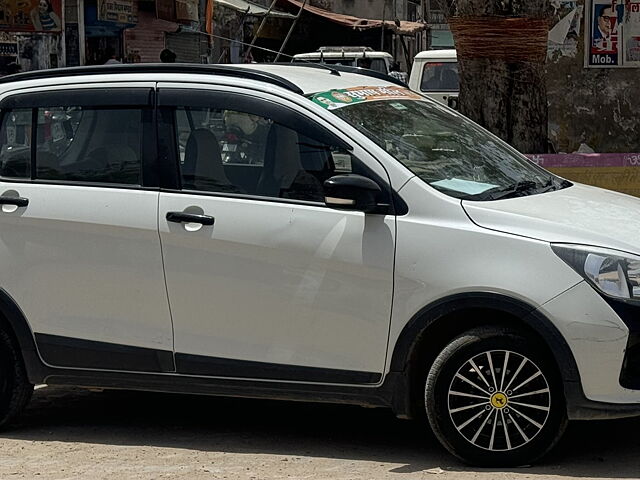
top-left (587, 0), bottom-right (640, 67)
top-left (98, 0), bottom-right (138, 24)
top-left (0, 0), bottom-right (62, 32)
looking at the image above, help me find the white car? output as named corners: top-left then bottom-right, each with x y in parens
top-left (408, 49), bottom-right (459, 108)
top-left (0, 63), bottom-right (638, 467)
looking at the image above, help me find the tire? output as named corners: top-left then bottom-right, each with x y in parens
top-left (425, 327), bottom-right (568, 466)
top-left (0, 327), bottom-right (33, 428)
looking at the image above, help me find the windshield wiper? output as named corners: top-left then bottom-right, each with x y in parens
top-left (480, 180), bottom-right (541, 200)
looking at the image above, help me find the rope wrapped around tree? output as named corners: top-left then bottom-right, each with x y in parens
top-left (449, 16), bottom-right (550, 63)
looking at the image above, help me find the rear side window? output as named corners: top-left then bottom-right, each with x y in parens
top-left (0, 108), bottom-right (32, 179)
top-left (420, 62), bottom-right (460, 92)
top-left (0, 88), bottom-right (151, 185)
top-left (35, 107), bottom-right (143, 184)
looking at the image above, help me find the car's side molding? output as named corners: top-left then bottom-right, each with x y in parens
top-left (388, 292), bottom-right (584, 418)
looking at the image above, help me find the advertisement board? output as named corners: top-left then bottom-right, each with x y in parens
top-left (587, 0), bottom-right (640, 67)
top-left (98, 0), bottom-right (137, 24)
top-left (0, 0), bottom-right (62, 32)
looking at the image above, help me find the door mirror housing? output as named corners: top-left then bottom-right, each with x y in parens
top-left (323, 174), bottom-right (382, 213)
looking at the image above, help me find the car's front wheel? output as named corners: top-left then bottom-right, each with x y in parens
top-left (425, 327), bottom-right (568, 466)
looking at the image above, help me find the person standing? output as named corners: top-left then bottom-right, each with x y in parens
top-left (389, 61), bottom-right (408, 84)
top-left (160, 49), bottom-right (177, 63)
top-left (104, 47), bottom-right (121, 65)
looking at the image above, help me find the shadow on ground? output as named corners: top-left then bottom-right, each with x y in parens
top-left (3, 387), bottom-right (640, 478)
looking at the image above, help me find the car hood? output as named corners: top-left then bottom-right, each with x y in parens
top-left (462, 183), bottom-right (640, 255)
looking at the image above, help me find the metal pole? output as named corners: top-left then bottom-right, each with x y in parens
top-left (380, 0), bottom-right (385, 51)
top-left (243, 0), bottom-right (278, 62)
top-left (78, 0), bottom-right (86, 65)
top-left (274, 0), bottom-right (307, 62)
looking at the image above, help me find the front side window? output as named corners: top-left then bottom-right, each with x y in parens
top-left (173, 106), bottom-right (359, 203)
top-left (1, 105), bottom-right (144, 185)
top-left (311, 86), bottom-right (567, 201)
top-left (420, 62), bottom-right (460, 92)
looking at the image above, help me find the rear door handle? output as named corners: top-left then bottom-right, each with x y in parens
top-left (0, 196), bottom-right (29, 207)
top-left (166, 212), bottom-right (215, 226)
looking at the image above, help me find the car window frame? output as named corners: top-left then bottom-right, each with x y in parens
top-left (157, 87), bottom-right (396, 212)
top-left (0, 85), bottom-right (158, 190)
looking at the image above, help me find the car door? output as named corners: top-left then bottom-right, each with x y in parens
top-left (0, 84), bottom-right (174, 372)
top-left (157, 84), bottom-right (395, 384)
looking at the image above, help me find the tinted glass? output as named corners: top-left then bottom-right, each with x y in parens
top-left (0, 109), bottom-right (32, 178)
top-left (35, 107), bottom-right (142, 184)
top-left (329, 98), bottom-right (564, 201)
top-left (174, 106), bottom-right (358, 202)
top-left (420, 62), bottom-right (460, 91)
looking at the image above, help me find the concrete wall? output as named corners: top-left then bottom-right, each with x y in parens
top-left (547, 0), bottom-right (640, 153)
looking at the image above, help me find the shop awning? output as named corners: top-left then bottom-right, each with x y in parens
top-left (277, 0), bottom-right (427, 35)
top-left (215, 0), bottom-right (296, 19)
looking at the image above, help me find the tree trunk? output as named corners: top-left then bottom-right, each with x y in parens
top-left (440, 0), bottom-right (551, 154)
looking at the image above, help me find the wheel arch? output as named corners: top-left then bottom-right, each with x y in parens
top-left (0, 287), bottom-right (46, 383)
top-left (388, 292), bottom-right (582, 420)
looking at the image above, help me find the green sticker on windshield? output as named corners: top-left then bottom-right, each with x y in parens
top-left (312, 86), bottom-right (422, 110)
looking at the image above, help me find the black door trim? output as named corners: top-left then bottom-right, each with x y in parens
top-left (33, 333), bottom-right (381, 385)
top-left (175, 352), bottom-right (382, 385)
top-left (35, 333), bottom-right (175, 373)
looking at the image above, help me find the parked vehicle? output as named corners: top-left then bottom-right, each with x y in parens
top-left (293, 46), bottom-right (393, 74)
top-left (0, 63), bottom-right (639, 467)
top-left (409, 49), bottom-right (459, 108)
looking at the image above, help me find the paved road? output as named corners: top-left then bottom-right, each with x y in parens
top-left (0, 386), bottom-right (638, 479)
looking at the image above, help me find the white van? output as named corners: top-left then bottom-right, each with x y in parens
top-left (409, 49), bottom-right (459, 108)
top-left (293, 47), bottom-right (393, 74)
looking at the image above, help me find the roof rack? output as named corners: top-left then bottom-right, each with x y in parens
top-left (0, 63), bottom-right (304, 95)
top-left (280, 62), bottom-right (407, 88)
top-left (318, 46), bottom-right (374, 53)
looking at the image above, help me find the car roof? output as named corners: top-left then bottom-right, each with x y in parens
top-left (0, 63), bottom-right (401, 97)
top-left (239, 64), bottom-right (397, 94)
top-left (414, 49), bottom-right (457, 60)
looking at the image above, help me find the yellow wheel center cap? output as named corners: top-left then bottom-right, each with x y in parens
top-left (490, 392), bottom-right (508, 409)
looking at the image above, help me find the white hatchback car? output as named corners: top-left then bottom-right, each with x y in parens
top-left (0, 64), bottom-right (638, 467)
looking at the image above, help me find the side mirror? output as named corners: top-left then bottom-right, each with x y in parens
top-left (323, 174), bottom-right (382, 213)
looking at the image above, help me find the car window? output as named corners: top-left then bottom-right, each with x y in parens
top-left (420, 62), bottom-right (460, 92)
top-left (0, 108), bottom-right (32, 179)
top-left (173, 106), bottom-right (358, 203)
top-left (1, 106), bottom-right (143, 185)
top-left (312, 87), bottom-right (564, 201)
top-left (36, 107), bottom-right (142, 184)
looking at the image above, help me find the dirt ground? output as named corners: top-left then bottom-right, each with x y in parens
top-left (0, 386), bottom-right (638, 480)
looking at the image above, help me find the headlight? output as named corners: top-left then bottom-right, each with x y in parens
top-left (552, 244), bottom-right (640, 303)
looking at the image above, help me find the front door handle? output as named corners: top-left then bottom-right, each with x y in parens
top-left (166, 212), bottom-right (215, 226)
top-left (0, 196), bottom-right (29, 207)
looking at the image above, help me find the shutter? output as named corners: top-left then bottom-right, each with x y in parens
top-left (165, 32), bottom-right (203, 63)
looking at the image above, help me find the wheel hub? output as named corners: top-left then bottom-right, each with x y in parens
top-left (490, 392), bottom-right (508, 409)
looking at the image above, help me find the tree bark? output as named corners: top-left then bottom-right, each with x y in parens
top-left (439, 0), bottom-right (551, 153)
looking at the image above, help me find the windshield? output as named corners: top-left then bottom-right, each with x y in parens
top-left (310, 87), bottom-right (567, 201)
top-left (420, 62), bottom-right (460, 92)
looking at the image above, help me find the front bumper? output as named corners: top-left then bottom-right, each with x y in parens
top-left (539, 281), bottom-right (640, 417)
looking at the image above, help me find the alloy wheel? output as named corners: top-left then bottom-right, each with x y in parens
top-left (447, 350), bottom-right (551, 451)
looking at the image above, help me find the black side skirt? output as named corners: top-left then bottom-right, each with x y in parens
top-left (35, 333), bottom-right (382, 385)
